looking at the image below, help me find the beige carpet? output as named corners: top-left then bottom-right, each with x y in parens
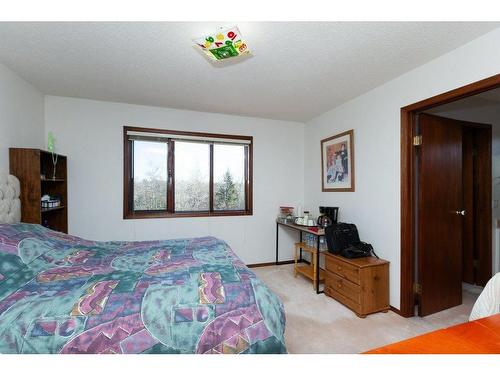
top-left (253, 264), bottom-right (481, 354)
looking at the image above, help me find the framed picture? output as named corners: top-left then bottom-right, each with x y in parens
top-left (321, 129), bottom-right (355, 192)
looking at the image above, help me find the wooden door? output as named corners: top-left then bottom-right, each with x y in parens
top-left (417, 114), bottom-right (463, 316)
top-left (462, 127), bottom-right (475, 284)
top-left (462, 124), bottom-right (492, 286)
top-left (472, 126), bottom-right (492, 286)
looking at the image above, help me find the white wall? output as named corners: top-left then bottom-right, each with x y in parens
top-left (0, 62), bottom-right (44, 171)
top-left (304, 28), bottom-right (500, 309)
top-left (44, 96), bottom-right (305, 264)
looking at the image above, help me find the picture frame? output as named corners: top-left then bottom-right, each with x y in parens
top-left (321, 129), bottom-right (355, 192)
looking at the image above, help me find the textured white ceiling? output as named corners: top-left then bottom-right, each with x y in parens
top-left (0, 22), bottom-right (498, 122)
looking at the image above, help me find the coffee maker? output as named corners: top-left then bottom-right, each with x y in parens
top-left (317, 206), bottom-right (339, 228)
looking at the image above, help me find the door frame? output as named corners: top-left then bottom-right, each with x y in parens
top-left (400, 73), bottom-right (500, 317)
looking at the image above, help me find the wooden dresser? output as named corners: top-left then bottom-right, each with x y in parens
top-left (324, 252), bottom-right (389, 318)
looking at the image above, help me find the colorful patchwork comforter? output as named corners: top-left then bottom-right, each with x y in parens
top-left (0, 224), bottom-right (286, 354)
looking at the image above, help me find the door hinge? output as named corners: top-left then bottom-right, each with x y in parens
top-left (413, 282), bottom-right (422, 295)
top-left (413, 135), bottom-right (422, 146)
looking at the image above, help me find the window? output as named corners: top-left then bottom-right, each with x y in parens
top-left (132, 140), bottom-right (168, 211)
top-left (124, 126), bottom-right (252, 218)
top-left (214, 144), bottom-right (246, 211)
top-left (174, 141), bottom-right (210, 212)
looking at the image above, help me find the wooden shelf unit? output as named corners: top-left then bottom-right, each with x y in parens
top-left (41, 205), bottom-right (66, 213)
top-left (294, 242), bottom-right (325, 289)
top-left (295, 264), bottom-right (326, 281)
top-left (41, 178), bottom-right (66, 182)
top-left (295, 242), bottom-right (326, 253)
top-left (9, 148), bottom-right (68, 233)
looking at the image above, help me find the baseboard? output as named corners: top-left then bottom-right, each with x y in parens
top-left (247, 260), bottom-right (295, 268)
top-left (247, 259), bottom-right (312, 268)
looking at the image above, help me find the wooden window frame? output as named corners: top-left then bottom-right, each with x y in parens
top-left (123, 126), bottom-right (253, 219)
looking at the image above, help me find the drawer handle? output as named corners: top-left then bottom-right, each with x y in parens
top-left (337, 283), bottom-right (342, 288)
top-left (337, 266), bottom-right (342, 271)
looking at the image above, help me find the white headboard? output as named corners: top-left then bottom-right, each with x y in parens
top-left (0, 173), bottom-right (21, 224)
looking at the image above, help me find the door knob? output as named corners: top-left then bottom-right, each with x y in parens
top-left (455, 210), bottom-right (466, 216)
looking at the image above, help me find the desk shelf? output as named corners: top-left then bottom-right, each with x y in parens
top-left (276, 220), bottom-right (326, 294)
top-left (295, 264), bottom-right (325, 282)
top-left (295, 242), bottom-right (327, 254)
top-left (294, 242), bottom-right (326, 289)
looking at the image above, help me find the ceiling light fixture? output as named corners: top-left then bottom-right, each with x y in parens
top-left (193, 26), bottom-right (249, 61)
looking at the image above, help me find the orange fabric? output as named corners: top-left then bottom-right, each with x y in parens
top-left (365, 313), bottom-right (500, 354)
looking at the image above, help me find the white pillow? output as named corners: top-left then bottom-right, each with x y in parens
top-left (469, 273), bottom-right (500, 321)
top-left (0, 173), bottom-right (21, 224)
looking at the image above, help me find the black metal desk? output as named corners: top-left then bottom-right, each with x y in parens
top-left (275, 220), bottom-right (325, 294)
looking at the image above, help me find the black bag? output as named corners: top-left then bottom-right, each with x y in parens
top-left (325, 223), bottom-right (360, 254)
top-left (342, 243), bottom-right (375, 259)
top-left (325, 223), bottom-right (377, 259)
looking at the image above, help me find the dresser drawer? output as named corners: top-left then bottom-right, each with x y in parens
top-left (325, 256), bottom-right (360, 285)
top-left (325, 271), bottom-right (361, 304)
top-left (325, 285), bottom-right (361, 315)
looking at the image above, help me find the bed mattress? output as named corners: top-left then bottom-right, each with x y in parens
top-left (0, 224), bottom-right (286, 354)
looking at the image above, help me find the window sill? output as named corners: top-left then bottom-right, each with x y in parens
top-left (123, 210), bottom-right (253, 219)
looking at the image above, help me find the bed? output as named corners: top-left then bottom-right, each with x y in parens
top-left (0, 175), bottom-right (286, 354)
top-left (469, 272), bottom-right (500, 321)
